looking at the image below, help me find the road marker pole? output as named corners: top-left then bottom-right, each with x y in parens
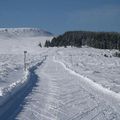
top-left (24, 51), bottom-right (27, 71)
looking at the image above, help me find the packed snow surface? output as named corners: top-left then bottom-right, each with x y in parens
top-left (0, 29), bottom-right (120, 120)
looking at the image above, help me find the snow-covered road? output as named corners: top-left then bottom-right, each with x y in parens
top-left (13, 54), bottom-right (120, 120)
top-left (0, 54), bottom-right (47, 120)
top-left (0, 47), bottom-right (120, 120)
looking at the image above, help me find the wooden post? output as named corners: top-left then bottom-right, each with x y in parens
top-left (24, 51), bottom-right (27, 71)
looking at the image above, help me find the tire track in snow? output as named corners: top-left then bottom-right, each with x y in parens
top-left (53, 56), bottom-right (120, 113)
top-left (0, 56), bottom-right (47, 120)
top-left (16, 55), bottom-right (119, 119)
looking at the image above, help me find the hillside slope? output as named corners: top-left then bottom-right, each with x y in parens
top-left (0, 28), bottom-right (53, 38)
top-left (0, 28), bottom-right (53, 53)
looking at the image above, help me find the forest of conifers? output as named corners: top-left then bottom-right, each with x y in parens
top-left (45, 31), bottom-right (120, 50)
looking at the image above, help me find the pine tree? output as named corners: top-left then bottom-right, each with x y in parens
top-left (48, 31), bottom-right (120, 50)
top-left (39, 42), bottom-right (42, 48)
top-left (44, 40), bottom-right (51, 47)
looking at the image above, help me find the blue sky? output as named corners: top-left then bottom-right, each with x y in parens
top-left (0, 0), bottom-right (120, 34)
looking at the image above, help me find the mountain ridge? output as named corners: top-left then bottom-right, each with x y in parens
top-left (0, 28), bottom-right (53, 38)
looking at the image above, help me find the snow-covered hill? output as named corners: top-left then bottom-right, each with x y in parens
top-left (0, 28), bottom-right (53, 53)
top-left (0, 28), bottom-right (53, 38)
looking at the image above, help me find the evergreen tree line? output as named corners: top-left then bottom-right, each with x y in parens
top-left (44, 31), bottom-right (120, 50)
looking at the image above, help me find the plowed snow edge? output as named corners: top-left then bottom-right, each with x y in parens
top-left (53, 56), bottom-right (120, 113)
top-left (0, 56), bottom-right (47, 120)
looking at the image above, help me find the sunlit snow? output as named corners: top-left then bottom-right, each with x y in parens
top-left (0, 29), bottom-right (120, 120)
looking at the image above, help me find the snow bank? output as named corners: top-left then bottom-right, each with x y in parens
top-left (0, 70), bottom-right (29, 106)
top-left (53, 56), bottom-right (120, 101)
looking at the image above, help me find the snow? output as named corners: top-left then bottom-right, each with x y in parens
top-left (0, 28), bottom-right (53, 38)
top-left (53, 55), bottom-right (120, 112)
top-left (14, 54), bottom-right (120, 120)
top-left (0, 28), bottom-right (53, 54)
top-left (0, 28), bottom-right (53, 119)
top-left (53, 55), bottom-right (120, 100)
top-left (0, 28), bottom-right (120, 119)
top-left (0, 36), bottom-right (53, 54)
top-left (0, 70), bottom-right (28, 104)
top-left (56, 47), bottom-right (120, 93)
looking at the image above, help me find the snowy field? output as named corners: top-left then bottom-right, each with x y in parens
top-left (56, 47), bottom-right (120, 93)
top-left (12, 47), bottom-right (120, 120)
top-left (0, 29), bottom-right (120, 119)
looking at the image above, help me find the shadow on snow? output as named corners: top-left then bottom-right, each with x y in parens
top-left (0, 57), bottom-right (46, 120)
